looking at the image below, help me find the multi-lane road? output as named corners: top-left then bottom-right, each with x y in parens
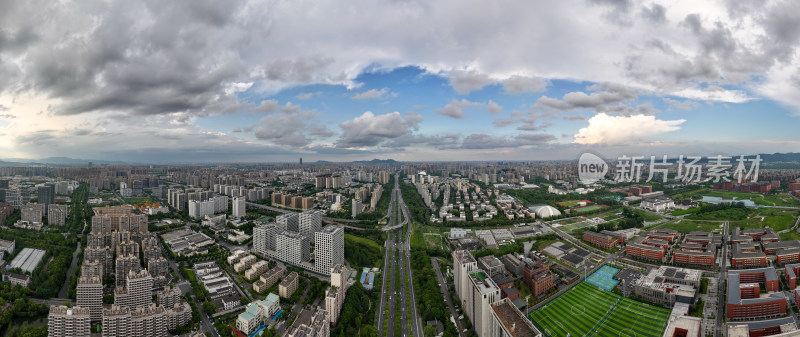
top-left (377, 174), bottom-right (422, 337)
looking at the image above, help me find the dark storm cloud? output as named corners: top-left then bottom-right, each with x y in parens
top-left (1, 0), bottom-right (251, 117)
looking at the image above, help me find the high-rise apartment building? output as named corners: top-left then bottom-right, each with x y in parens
top-left (232, 197), bottom-right (246, 218)
top-left (378, 171), bottom-right (390, 184)
top-left (21, 202), bottom-right (45, 223)
top-left (253, 223), bottom-right (282, 255)
top-left (130, 304), bottom-right (167, 337)
top-left (314, 226), bottom-right (344, 275)
top-left (299, 210), bottom-right (322, 242)
top-left (276, 212), bottom-right (299, 232)
top-left (277, 231), bottom-right (309, 266)
top-left (115, 270), bottom-right (154, 309)
top-left (38, 184), bottom-right (55, 207)
top-left (48, 204), bottom-right (69, 226)
top-left (351, 198), bottom-right (362, 218)
top-left (77, 275), bottom-right (103, 323)
top-left (452, 250), bottom-right (478, 301)
top-left (115, 255), bottom-right (141, 286)
top-left (325, 264), bottom-right (348, 325)
top-left (84, 247), bottom-right (114, 278)
top-left (48, 306), bottom-right (90, 337)
top-left (102, 306), bottom-right (131, 337)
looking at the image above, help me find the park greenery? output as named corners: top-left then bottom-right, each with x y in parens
top-left (331, 282), bottom-right (379, 337)
top-left (0, 282), bottom-right (50, 336)
top-left (409, 224), bottom-right (459, 337)
top-left (344, 234), bottom-right (384, 268)
top-left (0, 229), bottom-right (77, 299)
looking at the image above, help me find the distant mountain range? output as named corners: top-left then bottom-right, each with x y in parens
top-left (0, 157), bottom-right (126, 165)
top-left (0, 153), bottom-right (798, 165)
top-left (758, 153), bottom-right (800, 163)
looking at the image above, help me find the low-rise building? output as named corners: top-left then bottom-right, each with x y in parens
top-left (280, 271), bottom-right (299, 298)
top-left (583, 231), bottom-right (620, 250)
top-left (260, 265), bottom-right (286, 290)
top-left (236, 293), bottom-right (281, 335)
top-left (634, 266), bottom-right (699, 307)
top-left (244, 260), bottom-right (270, 281)
top-left (3, 271), bottom-right (31, 287)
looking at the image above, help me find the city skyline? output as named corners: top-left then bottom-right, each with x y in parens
top-left (1, 1), bottom-right (799, 163)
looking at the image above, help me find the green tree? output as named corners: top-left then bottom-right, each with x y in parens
top-left (202, 301), bottom-right (217, 315)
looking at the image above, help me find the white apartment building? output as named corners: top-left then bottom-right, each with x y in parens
top-left (314, 226), bottom-right (344, 275)
top-left (253, 223), bottom-right (282, 255)
top-left (276, 213), bottom-right (299, 232)
top-left (232, 197), bottom-right (246, 218)
top-left (453, 250), bottom-right (478, 300)
top-left (465, 272), bottom-right (501, 337)
top-left (299, 210), bottom-right (322, 243)
top-left (277, 231), bottom-right (309, 265)
top-left (325, 264), bottom-right (348, 325)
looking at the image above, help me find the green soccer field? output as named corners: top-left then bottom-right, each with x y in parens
top-left (530, 282), bottom-right (670, 337)
top-left (576, 205), bottom-right (606, 213)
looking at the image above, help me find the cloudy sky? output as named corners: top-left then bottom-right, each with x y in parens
top-left (1, 0), bottom-right (799, 163)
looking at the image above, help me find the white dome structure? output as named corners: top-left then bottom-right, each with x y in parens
top-left (532, 205), bottom-right (561, 218)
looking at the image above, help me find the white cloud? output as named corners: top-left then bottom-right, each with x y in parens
top-left (448, 70), bottom-right (493, 95)
top-left (573, 113), bottom-right (686, 144)
top-left (435, 99), bottom-right (481, 119)
top-left (336, 111), bottom-right (423, 147)
top-left (352, 88), bottom-right (391, 100)
top-left (502, 76), bottom-right (548, 94)
top-left (487, 100), bottom-right (502, 114)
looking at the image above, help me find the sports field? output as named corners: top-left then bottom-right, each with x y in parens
top-left (558, 200), bottom-right (591, 207)
top-left (576, 205), bottom-right (607, 213)
top-left (585, 265), bottom-right (620, 291)
top-left (530, 282), bottom-right (671, 337)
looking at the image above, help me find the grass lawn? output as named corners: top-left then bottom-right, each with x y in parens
top-left (729, 208), bottom-right (799, 231)
top-left (561, 221), bottom-right (597, 233)
top-left (576, 205), bottom-right (607, 213)
top-left (671, 207), bottom-right (700, 216)
top-left (781, 231), bottom-right (800, 241)
top-left (672, 188), bottom-right (800, 207)
top-left (530, 282), bottom-right (670, 337)
top-left (660, 220), bottom-right (725, 234)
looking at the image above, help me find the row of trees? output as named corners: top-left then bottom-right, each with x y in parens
top-left (0, 282), bottom-right (50, 335)
top-left (331, 282), bottom-right (379, 337)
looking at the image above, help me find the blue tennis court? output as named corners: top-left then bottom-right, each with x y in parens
top-left (585, 265), bottom-right (620, 291)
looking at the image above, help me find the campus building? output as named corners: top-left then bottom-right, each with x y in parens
top-left (464, 271), bottom-right (501, 337)
top-left (726, 268), bottom-right (786, 320)
top-left (522, 262), bottom-right (555, 297)
top-left (453, 250), bottom-right (478, 300)
top-left (488, 298), bottom-right (542, 337)
top-left (731, 244), bottom-right (768, 268)
top-left (634, 266), bottom-right (700, 307)
top-left (583, 231), bottom-right (620, 250)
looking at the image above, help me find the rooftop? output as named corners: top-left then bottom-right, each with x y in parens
top-left (491, 298), bottom-right (541, 337)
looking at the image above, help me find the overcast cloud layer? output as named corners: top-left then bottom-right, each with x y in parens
top-left (0, 0), bottom-right (799, 162)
